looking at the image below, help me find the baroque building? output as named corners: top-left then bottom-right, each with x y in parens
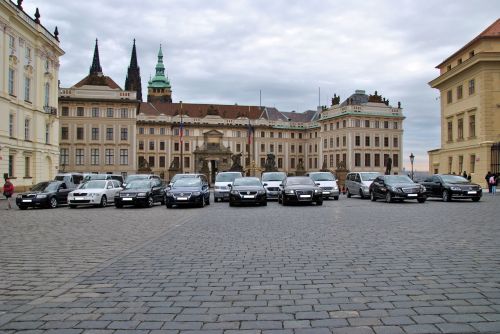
top-left (58, 40), bottom-right (138, 176)
top-left (428, 19), bottom-right (500, 183)
top-left (0, 0), bottom-right (64, 191)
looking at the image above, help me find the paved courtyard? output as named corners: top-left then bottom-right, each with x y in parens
top-left (0, 194), bottom-right (499, 334)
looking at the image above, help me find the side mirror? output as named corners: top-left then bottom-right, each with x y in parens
top-left (263, 183), bottom-right (268, 186)
top-left (227, 183), bottom-right (232, 188)
top-left (315, 182), bottom-right (321, 186)
top-left (279, 183), bottom-right (284, 187)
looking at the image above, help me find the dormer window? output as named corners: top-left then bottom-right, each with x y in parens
top-left (469, 50), bottom-right (475, 58)
top-left (458, 58), bottom-right (462, 65)
top-left (447, 64), bottom-right (452, 71)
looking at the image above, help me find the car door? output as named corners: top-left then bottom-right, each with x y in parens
top-left (372, 177), bottom-right (384, 198)
top-left (57, 183), bottom-right (71, 204)
top-left (151, 179), bottom-right (163, 202)
top-left (429, 176), bottom-right (442, 197)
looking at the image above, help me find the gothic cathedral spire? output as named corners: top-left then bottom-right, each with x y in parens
top-left (125, 39), bottom-right (142, 101)
top-left (89, 38), bottom-right (102, 75)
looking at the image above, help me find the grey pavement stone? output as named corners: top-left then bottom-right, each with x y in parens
top-left (436, 322), bottom-right (477, 333)
top-left (403, 324), bottom-right (441, 333)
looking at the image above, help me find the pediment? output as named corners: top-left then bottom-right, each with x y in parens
top-left (204, 129), bottom-right (223, 137)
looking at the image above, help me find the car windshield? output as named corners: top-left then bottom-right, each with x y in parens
top-left (80, 180), bottom-right (107, 189)
top-left (441, 175), bottom-right (469, 183)
top-left (309, 172), bottom-right (336, 181)
top-left (31, 182), bottom-right (50, 192)
top-left (124, 175), bottom-right (148, 183)
top-left (233, 178), bottom-right (261, 187)
top-left (216, 173), bottom-right (242, 182)
top-left (173, 178), bottom-right (201, 188)
top-left (287, 177), bottom-right (315, 186)
top-left (360, 173), bottom-right (381, 181)
top-left (171, 174), bottom-right (196, 183)
top-left (83, 174), bottom-right (107, 182)
top-left (125, 180), bottom-right (150, 189)
top-left (262, 172), bottom-right (286, 181)
top-left (385, 175), bottom-right (413, 185)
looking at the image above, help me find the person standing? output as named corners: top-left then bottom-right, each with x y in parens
top-left (462, 171), bottom-right (468, 179)
top-left (485, 171), bottom-right (492, 193)
top-left (3, 178), bottom-right (14, 210)
top-left (490, 174), bottom-right (497, 195)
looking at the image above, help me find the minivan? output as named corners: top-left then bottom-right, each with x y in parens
top-left (345, 172), bottom-right (382, 199)
top-left (214, 171), bottom-right (243, 202)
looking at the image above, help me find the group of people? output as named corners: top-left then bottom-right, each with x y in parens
top-left (485, 171), bottom-right (498, 195)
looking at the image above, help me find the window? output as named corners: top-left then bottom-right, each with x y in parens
top-left (457, 85), bottom-right (463, 99)
top-left (270, 132), bottom-right (274, 138)
top-left (174, 142), bottom-right (179, 151)
top-left (76, 127), bottom-right (84, 140)
top-left (375, 120), bottom-right (380, 128)
top-left (92, 107), bottom-right (99, 117)
top-left (355, 119), bottom-right (360, 127)
top-left (160, 127), bottom-right (165, 135)
top-left (278, 144), bottom-right (283, 153)
top-left (458, 155), bottom-right (463, 174)
top-left (374, 154), bottom-right (380, 167)
top-left (375, 136), bottom-right (380, 147)
top-left (458, 118), bottom-right (464, 140)
top-left (61, 127), bottom-right (69, 140)
top-left (106, 128), bottom-right (113, 141)
top-left (261, 131), bottom-right (265, 138)
top-left (299, 145), bottom-right (303, 154)
top-left (291, 145), bottom-right (295, 153)
top-left (8, 155), bottom-right (14, 177)
top-left (44, 83), bottom-right (50, 107)
top-left (447, 64), bottom-right (452, 71)
top-left (45, 124), bottom-right (50, 144)
top-left (24, 119), bottom-right (30, 140)
top-left (278, 158), bottom-right (283, 169)
top-left (236, 143), bottom-right (241, 152)
top-left (469, 115), bottom-right (476, 137)
top-left (120, 108), bottom-right (128, 118)
top-left (149, 141), bottom-right (155, 150)
top-left (61, 107), bottom-right (69, 116)
top-left (278, 132), bottom-right (283, 138)
top-left (270, 144), bottom-right (274, 153)
top-left (160, 141), bottom-right (165, 151)
top-left (91, 127), bottom-right (99, 140)
top-left (8, 68), bottom-right (15, 95)
top-left (393, 122), bottom-right (398, 129)
top-left (184, 157), bottom-right (190, 168)
top-left (355, 136), bottom-right (360, 146)
top-left (60, 149), bottom-right (69, 165)
top-left (342, 120), bottom-right (346, 128)
top-left (393, 154), bottom-right (399, 167)
top-left (355, 153), bottom-right (361, 167)
top-left (149, 128), bottom-right (155, 135)
top-left (261, 143), bottom-right (265, 152)
top-left (458, 58), bottom-right (462, 65)
top-left (323, 139), bottom-right (328, 149)
top-left (329, 154), bottom-right (334, 167)
top-left (336, 137), bottom-right (340, 147)
top-left (24, 156), bottom-right (30, 177)
top-left (120, 128), bottom-right (128, 140)
top-left (365, 136), bottom-right (370, 147)
top-left (105, 149), bottom-right (114, 165)
top-left (364, 153), bottom-right (371, 167)
top-left (384, 137), bottom-right (389, 147)
top-left (9, 114), bottom-right (15, 137)
top-left (24, 76), bottom-right (31, 101)
top-left (469, 50), bottom-right (475, 58)
top-left (77, 107), bottom-right (84, 116)
top-left (384, 154), bottom-right (389, 167)
top-left (291, 133), bottom-right (295, 139)
top-left (447, 121), bottom-right (453, 142)
top-left (448, 156), bottom-right (453, 173)
top-left (468, 79), bottom-right (475, 95)
top-left (470, 154), bottom-right (475, 173)
top-left (8, 35), bottom-right (15, 49)
top-left (25, 47), bottom-right (31, 65)
top-left (139, 127), bottom-right (144, 135)
top-left (364, 120), bottom-right (370, 128)
top-left (106, 108), bottom-right (113, 118)
top-left (447, 90), bottom-right (453, 104)
top-left (119, 149), bottom-right (128, 165)
top-left (75, 149), bottom-right (84, 165)
top-left (384, 121), bottom-right (389, 129)
top-left (291, 158), bottom-right (296, 169)
top-left (184, 142), bottom-right (189, 152)
top-left (393, 137), bottom-right (398, 148)
top-left (91, 149), bottom-right (99, 165)
top-left (159, 156), bottom-right (166, 168)
top-left (336, 154), bottom-right (340, 166)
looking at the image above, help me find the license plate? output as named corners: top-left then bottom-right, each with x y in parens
top-left (300, 195), bottom-right (311, 198)
top-left (122, 198), bottom-right (132, 201)
top-left (22, 199), bottom-right (32, 202)
top-left (467, 191), bottom-right (477, 194)
top-left (408, 194), bottom-right (417, 197)
top-left (323, 191), bottom-right (330, 194)
top-left (177, 197), bottom-right (188, 200)
top-left (243, 195), bottom-right (255, 199)
top-left (75, 197), bottom-right (84, 201)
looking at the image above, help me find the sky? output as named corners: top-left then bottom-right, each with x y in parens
top-left (19, 0), bottom-right (499, 171)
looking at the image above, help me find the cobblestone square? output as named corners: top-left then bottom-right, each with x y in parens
top-left (0, 195), bottom-right (499, 333)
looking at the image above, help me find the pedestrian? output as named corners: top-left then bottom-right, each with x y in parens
top-left (462, 171), bottom-right (468, 179)
top-left (485, 171), bottom-right (492, 193)
top-left (3, 178), bottom-right (14, 210)
top-left (490, 174), bottom-right (497, 195)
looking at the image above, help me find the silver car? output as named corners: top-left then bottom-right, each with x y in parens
top-left (261, 172), bottom-right (287, 200)
top-left (345, 172), bottom-right (381, 199)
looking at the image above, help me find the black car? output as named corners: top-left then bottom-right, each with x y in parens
top-left (229, 177), bottom-right (267, 206)
top-left (369, 175), bottom-right (427, 203)
top-left (16, 181), bottom-right (74, 209)
top-left (166, 178), bottom-right (210, 208)
top-left (420, 174), bottom-right (482, 202)
top-left (114, 179), bottom-right (165, 208)
top-left (278, 176), bottom-right (323, 206)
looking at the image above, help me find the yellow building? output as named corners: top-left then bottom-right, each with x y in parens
top-left (0, 1), bottom-right (64, 191)
top-left (428, 19), bottom-right (500, 185)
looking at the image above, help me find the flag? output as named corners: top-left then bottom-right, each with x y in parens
top-left (179, 116), bottom-right (184, 143)
top-left (247, 121), bottom-right (253, 145)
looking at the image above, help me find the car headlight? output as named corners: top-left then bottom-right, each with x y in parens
top-left (258, 190), bottom-right (266, 195)
top-left (17, 194), bottom-right (22, 198)
top-left (285, 189), bottom-right (295, 194)
top-left (450, 186), bottom-right (461, 191)
top-left (166, 191), bottom-right (173, 197)
top-left (420, 185), bottom-right (426, 192)
top-left (314, 189), bottom-right (322, 193)
top-left (36, 194), bottom-right (47, 198)
top-left (137, 192), bottom-right (147, 197)
top-left (230, 190), bottom-right (239, 195)
top-left (192, 191), bottom-right (201, 196)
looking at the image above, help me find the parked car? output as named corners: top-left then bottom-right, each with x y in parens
top-left (16, 181), bottom-right (75, 209)
top-left (229, 177), bottom-right (267, 206)
top-left (278, 176), bottom-right (323, 206)
top-left (306, 172), bottom-right (340, 200)
top-left (82, 173), bottom-right (124, 185)
top-left (369, 175), bottom-right (427, 203)
top-left (345, 172), bottom-right (382, 199)
top-left (114, 179), bottom-right (165, 208)
top-left (168, 173), bottom-right (208, 188)
top-left (420, 174), bottom-right (482, 202)
top-left (214, 171), bottom-right (243, 202)
top-left (68, 180), bottom-right (122, 208)
top-left (54, 172), bottom-right (83, 187)
top-left (166, 177), bottom-right (210, 208)
top-left (122, 174), bottom-right (161, 187)
top-left (261, 172), bottom-right (287, 200)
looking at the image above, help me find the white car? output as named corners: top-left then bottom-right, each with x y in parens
top-left (306, 172), bottom-right (340, 200)
top-left (261, 172), bottom-right (287, 200)
top-left (214, 171), bottom-right (243, 202)
top-left (68, 180), bottom-right (122, 208)
top-left (345, 172), bottom-right (382, 199)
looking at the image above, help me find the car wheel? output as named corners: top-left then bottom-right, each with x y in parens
top-left (316, 200), bottom-right (323, 206)
top-left (442, 190), bottom-right (451, 202)
top-left (370, 191), bottom-right (376, 201)
top-left (472, 197), bottom-right (480, 202)
top-left (417, 198), bottom-right (426, 203)
top-left (282, 196), bottom-right (288, 206)
top-left (146, 196), bottom-right (154, 208)
top-left (205, 195), bottom-right (210, 205)
top-left (385, 192), bottom-right (392, 203)
top-left (69, 204), bottom-right (77, 209)
top-left (49, 197), bottom-right (58, 209)
top-left (115, 203), bottom-right (123, 208)
top-left (99, 195), bottom-right (107, 208)
top-left (359, 189), bottom-right (365, 199)
top-left (346, 189), bottom-right (351, 198)
top-left (334, 196), bottom-right (339, 200)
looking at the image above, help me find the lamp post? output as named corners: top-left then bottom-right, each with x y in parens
top-left (409, 153), bottom-right (415, 180)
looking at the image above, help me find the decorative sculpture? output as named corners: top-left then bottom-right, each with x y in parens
top-left (385, 156), bottom-right (392, 175)
top-left (229, 153), bottom-right (243, 172)
top-left (264, 153), bottom-right (278, 172)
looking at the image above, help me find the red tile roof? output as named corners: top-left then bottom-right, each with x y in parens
top-left (73, 74), bottom-right (122, 90)
top-left (139, 102), bottom-right (264, 119)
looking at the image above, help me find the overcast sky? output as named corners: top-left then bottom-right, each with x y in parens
top-left (20, 0), bottom-right (499, 170)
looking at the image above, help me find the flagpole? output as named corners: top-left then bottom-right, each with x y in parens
top-left (180, 101), bottom-right (183, 174)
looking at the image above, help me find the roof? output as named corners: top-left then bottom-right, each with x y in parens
top-left (281, 110), bottom-right (318, 122)
top-left (73, 74), bottom-right (122, 90)
top-left (139, 102), bottom-right (264, 119)
top-left (436, 18), bottom-right (500, 68)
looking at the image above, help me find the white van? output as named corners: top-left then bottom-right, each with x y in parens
top-left (261, 171), bottom-right (287, 200)
top-left (345, 172), bottom-right (382, 198)
top-left (214, 171), bottom-right (243, 202)
top-left (306, 172), bottom-right (340, 200)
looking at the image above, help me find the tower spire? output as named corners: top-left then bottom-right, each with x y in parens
top-left (89, 38), bottom-right (102, 75)
top-left (147, 44), bottom-right (172, 103)
top-left (125, 39), bottom-right (142, 101)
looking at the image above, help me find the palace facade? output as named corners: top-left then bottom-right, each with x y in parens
top-left (428, 19), bottom-right (500, 184)
top-left (0, 0), bottom-right (64, 191)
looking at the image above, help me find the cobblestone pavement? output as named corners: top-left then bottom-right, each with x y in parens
top-left (0, 194), bottom-right (499, 333)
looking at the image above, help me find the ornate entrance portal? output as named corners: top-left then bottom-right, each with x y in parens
top-left (193, 130), bottom-right (233, 184)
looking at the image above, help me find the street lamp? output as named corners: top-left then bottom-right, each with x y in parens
top-left (409, 153), bottom-right (415, 180)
